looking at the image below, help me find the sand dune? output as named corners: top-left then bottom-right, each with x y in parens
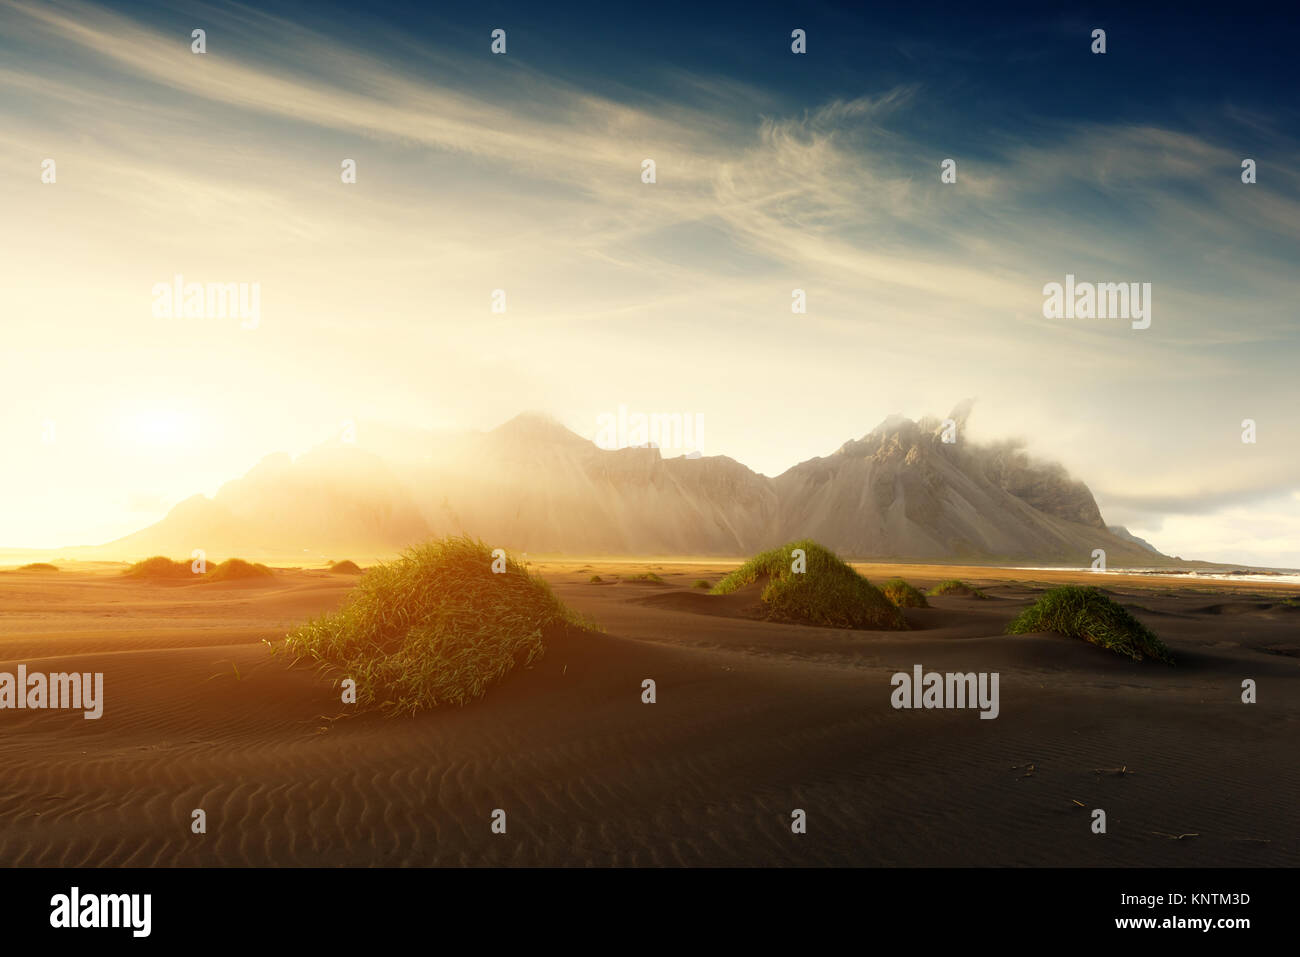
top-left (0, 563), bottom-right (1295, 866)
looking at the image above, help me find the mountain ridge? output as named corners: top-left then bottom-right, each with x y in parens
top-left (77, 410), bottom-right (1177, 566)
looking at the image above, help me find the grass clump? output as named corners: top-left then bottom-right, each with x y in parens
top-left (125, 556), bottom-right (202, 579)
top-left (206, 558), bottom-right (274, 582)
top-left (281, 536), bottom-right (592, 715)
top-left (1006, 585), bottom-right (1174, 663)
top-left (589, 574), bottom-right (603, 583)
top-left (625, 572), bottom-right (665, 583)
top-left (328, 560), bottom-right (363, 574)
top-left (881, 578), bottom-right (929, 608)
top-left (692, 579), bottom-right (711, 589)
top-left (710, 540), bottom-right (905, 630)
top-left (928, 579), bottom-right (987, 599)
top-left (17, 562), bottom-right (58, 572)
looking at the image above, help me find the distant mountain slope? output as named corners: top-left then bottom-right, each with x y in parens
top-left (770, 412), bottom-right (1142, 563)
top-left (404, 413), bottom-right (779, 555)
top-left (87, 409), bottom-right (1171, 565)
top-left (1108, 525), bottom-right (1164, 556)
top-left (101, 447), bottom-right (431, 561)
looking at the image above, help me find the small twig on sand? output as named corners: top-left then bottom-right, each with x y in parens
top-left (1094, 765), bottom-right (1131, 775)
top-left (1151, 831), bottom-right (1199, 840)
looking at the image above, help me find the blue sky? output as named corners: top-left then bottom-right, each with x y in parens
top-left (1, 0), bottom-right (1297, 565)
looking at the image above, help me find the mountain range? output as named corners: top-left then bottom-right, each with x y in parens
top-left (84, 407), bottom-right (1174, 566)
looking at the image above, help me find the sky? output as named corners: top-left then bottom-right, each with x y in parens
top-left (1, 0), bottom-right (1298, 565)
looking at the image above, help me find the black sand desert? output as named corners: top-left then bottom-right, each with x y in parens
top-left (2, 559), bottom-right (1294, 867)
top-left (3, 4), bottom-right (1298, 937)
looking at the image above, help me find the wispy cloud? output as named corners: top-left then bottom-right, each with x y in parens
top-left (1, 0), bottom-right (1296, 564)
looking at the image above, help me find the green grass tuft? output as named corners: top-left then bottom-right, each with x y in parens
top-left (927, 579), bottom-right (988, 599)
top-left (881, 577), bottom-right (929, 608)
top-left (625, 572), bottom-right (665, 583)
top-left (710, 540), bottom-right (905, 630)
top-left (589, 574), bottom-right (603, 583)
top-left (281, 536), bottom-right (593, 715)
top-left (1005, 585), bottom-right (1174, 663)
top-left (692, 579), bottom-right (711, 589)
top-left (16, 562), bottom-right (58, 572)
top-left (328, 560), bottom-right (363, 574)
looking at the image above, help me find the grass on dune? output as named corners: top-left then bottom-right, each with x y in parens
top-left (124, 556), bottom-right (202, 579)
top-left (624, 572), bottom-right (665, 583)
top-left (206, 558), bottom-right (274, 582)
top-left (280, 536), bottom-right (593, 715)
top-left (928, 579), bottom-right (988, 599)
top-left (1006, 585), bottom-right (1174, 663)
top-left (16, 562), bottom-right (58, 572)
top-left (710, 539), bottom-right (906, 630)
top-left (125, 556), bottom-right (272, 581)
top-left (328, 560), bottom-right (363, 574)
top-left (692, 579), bottom-right (711, 589)
top-left (881, 577), bottom-right (928, 608)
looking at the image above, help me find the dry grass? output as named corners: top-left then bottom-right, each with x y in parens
top-left (206, 558), bottom-right (274, 582)
top-left (124, 556), bottom-right (201, 579)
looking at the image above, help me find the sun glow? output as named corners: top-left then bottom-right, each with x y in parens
top-left (117, 410), bottom-right (197, 447)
